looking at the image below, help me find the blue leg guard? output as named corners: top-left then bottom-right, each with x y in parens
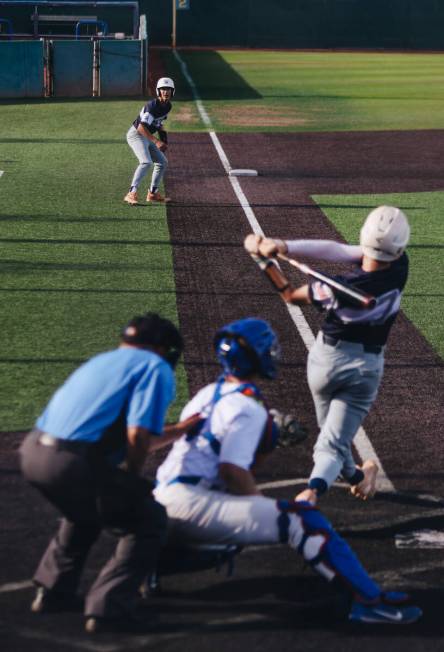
top-left (277, 500), bottom-right (380, 602)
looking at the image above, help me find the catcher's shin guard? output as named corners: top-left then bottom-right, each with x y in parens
top-left (276, 500), bottom-right (380, 602)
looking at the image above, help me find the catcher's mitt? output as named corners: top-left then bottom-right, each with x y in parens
top-left (269, 408), bottom-right (308, 447)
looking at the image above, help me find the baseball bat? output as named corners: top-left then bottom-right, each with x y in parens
top-left (276, 253), bottom-right (376, 309)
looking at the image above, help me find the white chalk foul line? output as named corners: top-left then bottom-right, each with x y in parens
top-left (174, 49), bottom-right (394, 494)
top-left (0, 579), bottom-right (33, 594)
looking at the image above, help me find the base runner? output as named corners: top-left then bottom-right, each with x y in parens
top-left (124, 77), bottom-right (175, 206)
top-left (154, 317), bottom-right (421, 625)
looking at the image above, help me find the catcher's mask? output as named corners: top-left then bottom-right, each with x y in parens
top-left (121, 312), bottom-right (183, 368)
top-left (156, 77), bottom-right (175, 97)
top-left (214, 318), bottom-right (280, 379)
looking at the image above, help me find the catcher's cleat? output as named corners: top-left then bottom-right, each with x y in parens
top-left (124, 191), bottom-right (139, 205)
top-left (349, 601), bottom-right (422, 625)
top-left (382, 591), bottom-right (410, 605)
top-left (31, 586), bottom-right (83, 613)
top-left (350, 460), bottom-right (379, 500)
top-left (147, 191), bottom-right (171, 203)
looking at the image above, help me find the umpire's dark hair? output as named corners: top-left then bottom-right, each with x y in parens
top-left (121, 312), bottom-right (183, 368)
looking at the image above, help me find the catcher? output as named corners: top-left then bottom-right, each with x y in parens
top-left (152, 317), bottom-right (421, 625)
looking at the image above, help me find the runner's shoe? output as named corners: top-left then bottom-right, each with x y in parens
top-left (124, 191), bottom-right (138, 205)
top-left (147, 191), bottom-right (171, 203)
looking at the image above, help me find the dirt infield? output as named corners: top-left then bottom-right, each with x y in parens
top-left (0, 129), bottom-right (443, 650)
top-left (167, 129), bottom-right (444, 496)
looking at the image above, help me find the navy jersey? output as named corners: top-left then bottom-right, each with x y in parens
top-left (311, 253), bottom-right (409, 346)
top-left (132, 99), bottom-right (172, 135)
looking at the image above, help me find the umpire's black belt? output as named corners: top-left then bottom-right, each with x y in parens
top-left (322, 333), bottom-right (383, 354)
top-left (34, 430), bottom-right (94, 456)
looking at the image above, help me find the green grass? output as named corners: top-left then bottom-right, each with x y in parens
top-left (312, 192), bottom-right (444, 357)
top-left (0, 99), bottom-right (188, 429)
top-left (167, 50), bottom-right (444, 132)
top-left (2, 49), bottom-right (444, 429)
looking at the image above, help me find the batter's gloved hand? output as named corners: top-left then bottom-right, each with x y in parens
top-left (157, 141), bottom-right (168, 152)
top-left (244, 233), bottom-right (263, 255)
top-left (258, 238), bottom-right (288, 258)
top-left (270, 409), bottom-right (308, 447)
top-left (350, 460), bottom-right (379, 500)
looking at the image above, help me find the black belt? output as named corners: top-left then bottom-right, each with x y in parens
top-left (33, 430), bottom-right (94, 456)
top-left (322, 333), bottom-right (382, 354)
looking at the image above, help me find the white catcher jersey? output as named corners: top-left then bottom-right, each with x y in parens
top-left (156, 381), bottom-right (268, 489)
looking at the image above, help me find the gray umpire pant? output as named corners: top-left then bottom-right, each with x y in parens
top-left (126, 125), bottom-right (168, 191)
top-left (20, 430), bottom-right (168, 620)
top-left (307, 332), bottom-right (384, 488)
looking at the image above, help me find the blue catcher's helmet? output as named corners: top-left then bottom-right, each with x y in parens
top-left (214, 318), bottom-right (280, 379)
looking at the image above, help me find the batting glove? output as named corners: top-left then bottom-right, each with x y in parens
top-left (244, 233), bottom-right (263, 255)
top-left (258, 238), bottom-right (288, 258)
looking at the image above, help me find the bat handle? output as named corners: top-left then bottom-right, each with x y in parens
top-left (364, 296), bottom-right (377, 309)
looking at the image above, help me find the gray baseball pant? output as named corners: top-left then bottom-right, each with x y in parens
top-left (126, 125), bottom-right (168, 191)
top-left (20, 430), bottom-right (168, 620)
top-left (307, 332), bottom-right (384, 488)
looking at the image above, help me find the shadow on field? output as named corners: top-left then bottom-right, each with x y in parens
top-left (177, 50), bottom-right (262, 101)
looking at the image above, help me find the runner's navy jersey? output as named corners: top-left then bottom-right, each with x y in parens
top-left (310, 253), bottom-right (409, 346)
top-left (132, 99), bottom-right (172, 134)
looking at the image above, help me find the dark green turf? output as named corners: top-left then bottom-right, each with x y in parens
top-left (166, 50), bottom-right (444, 133)
top-left (0, 99), bottom-right (187, 429)
top-left (2, 49), bottom-right (444, 429)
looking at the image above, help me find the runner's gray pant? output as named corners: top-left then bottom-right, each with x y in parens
top-left (126, 125), bottom-right (168, 191)
top-left (307, 331), bottom-right (384, 488)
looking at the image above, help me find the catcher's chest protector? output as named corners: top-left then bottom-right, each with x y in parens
top-left (185, 378), bottom-right (271, 456)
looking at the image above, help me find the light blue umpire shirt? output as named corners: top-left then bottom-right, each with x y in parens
top-left (36, 347), bottom-right (175, 442)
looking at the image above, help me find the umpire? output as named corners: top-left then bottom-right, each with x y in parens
top-left (20, 312), bottom-right (183, 634)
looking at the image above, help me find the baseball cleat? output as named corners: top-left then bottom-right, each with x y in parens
top-left (381, 591), bottom-right (410, 605)
top-left (147, 191), bottom-right (171, 203)
top-left (124, 191), bottom-right (139, 205)
top-left (85, 614), bottom-right (158, 634)
top-left (350, 460), bottom-right (379, 500)
top-left (349, 601), bottom-right (422, 624)
top-left (31, 586), bottom-right (83, 613)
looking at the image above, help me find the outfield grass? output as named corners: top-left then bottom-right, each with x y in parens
top-left (0, 99), bottom-right (188, 430)
top-left (1, 49), bottom-right (443, 430)
top-left (167, 50), bottom-right (444, 133)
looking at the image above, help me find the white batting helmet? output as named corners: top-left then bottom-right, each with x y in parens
top-left (360, 205), bottom-right (410, 262)
top-left (156, 77), bottom-right (175, 97)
